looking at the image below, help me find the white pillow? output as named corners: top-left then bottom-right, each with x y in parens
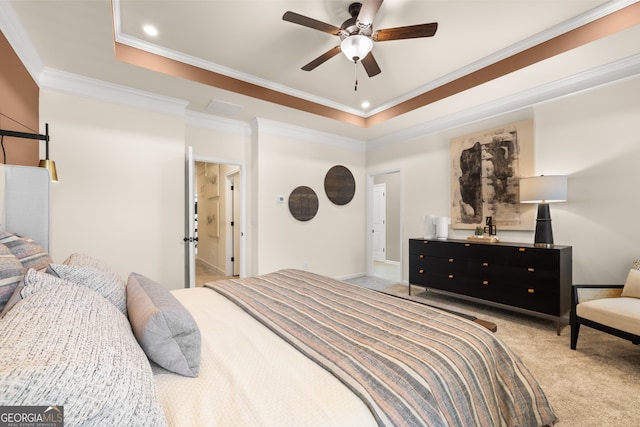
top-left (621, 268), bottom-right (640, 299)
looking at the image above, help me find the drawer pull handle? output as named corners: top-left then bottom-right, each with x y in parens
top-left (448, 258), bottom-right (454, 263)
top-left (464, 243), bottom-right (471, 247)
top-left (482, 280), bottom-right (489, 285)
top-left (527, 267), bottom-right (535, 272)
top-left (419, 269), bottom-right (424, 274)
top-left (423, 241), bottom-right (429, 244)
top-left (482, 262), bottom-right (489, 267)
top-left (519, 248), bottom-right (526, 252)
top-left (448, 274), bottom-right (454, 279)
top-left (419, 254), bottom-right (424, 259)
top-left (528, 288), bottom-right (535, 294)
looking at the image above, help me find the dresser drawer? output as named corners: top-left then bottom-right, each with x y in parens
top-left (467, 261), bottom-right (558, 286)
top-left (410, 239), bottom-right (477, 259)
top-left (467, 279), bottom-right (560, 315)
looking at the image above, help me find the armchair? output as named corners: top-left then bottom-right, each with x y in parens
top-left (571, 269), bottom-right (640, 350)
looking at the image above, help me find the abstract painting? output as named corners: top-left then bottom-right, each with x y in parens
top-left (451, 120), bottom-right (535, 231)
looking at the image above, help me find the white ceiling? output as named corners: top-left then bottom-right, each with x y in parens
top-left (5, 0), bottom-right (640, 142)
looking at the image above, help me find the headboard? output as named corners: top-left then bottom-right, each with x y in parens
top-left (0, 164), bottom-right (51, 252)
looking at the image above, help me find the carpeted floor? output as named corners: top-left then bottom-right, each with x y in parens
top-left (348, 278), bottom-right (640, 427)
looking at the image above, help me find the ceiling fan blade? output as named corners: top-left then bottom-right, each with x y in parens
top-left (356, 0), bottom-right (383, 30)
top-left (282, 11), bottom-right (341, 35)
top-left (373, 22), bottom-right (438, 42)
top-left (301, 46), bottom-right (342, 71)
top-left (361, 53), bottom-right (381, 77)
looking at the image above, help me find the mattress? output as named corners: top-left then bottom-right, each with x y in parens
top-left (152, 286), bottom-right (377, 427)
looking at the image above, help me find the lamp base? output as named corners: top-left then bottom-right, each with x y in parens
top-left (534, 203), bottom-right (554, 248)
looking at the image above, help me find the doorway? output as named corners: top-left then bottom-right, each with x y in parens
top-left (368, 170), bottom-right (402, 283)
top-left (189, 159), bottom-right (243, 287)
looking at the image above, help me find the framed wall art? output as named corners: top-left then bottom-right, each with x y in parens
top-left (204, 163), bottom-right (219, 199)
top-left (450, 119), bottom-right (536, 231)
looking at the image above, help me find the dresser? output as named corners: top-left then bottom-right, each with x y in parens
top-left (409, 238), bottom-right (572, 333)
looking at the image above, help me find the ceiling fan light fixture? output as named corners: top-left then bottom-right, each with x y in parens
top-left (340, 35), bottom-right (373, 62)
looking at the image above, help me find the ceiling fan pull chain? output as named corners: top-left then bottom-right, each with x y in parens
top-left (354, 60), bottom-right (358, 91)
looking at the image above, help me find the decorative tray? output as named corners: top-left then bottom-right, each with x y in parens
top-left (466, 235), bottom-right (500, 243)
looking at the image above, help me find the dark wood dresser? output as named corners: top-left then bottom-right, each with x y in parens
top-left (409, 238), bottom-right (572, 334)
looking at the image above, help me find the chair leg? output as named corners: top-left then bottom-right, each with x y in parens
top-left (571, 323), bottom-right (580, 350)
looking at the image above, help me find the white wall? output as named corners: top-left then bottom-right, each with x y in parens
top-left (367, 75), bottom-right (640, 284)
top-left (254, 120), bottom-right (367, 278)
top-left (41, 90), bottom-right (185, 289)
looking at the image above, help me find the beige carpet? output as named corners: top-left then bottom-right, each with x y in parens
top-left (370, 283), bottom-right (640, 427)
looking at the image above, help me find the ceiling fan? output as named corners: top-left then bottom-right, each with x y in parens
top-left (282, 0), bottom-right (438, 84)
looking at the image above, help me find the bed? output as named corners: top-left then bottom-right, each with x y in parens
top-left (0, 165), bottom-right (558, 426)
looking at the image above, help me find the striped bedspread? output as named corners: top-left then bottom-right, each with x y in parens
top-left (206, 269), bottom-right (557, 427)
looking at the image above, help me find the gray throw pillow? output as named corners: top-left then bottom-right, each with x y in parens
top-left (0, 243), bottom-right (26, 312)
top-left (127, 273), bottom-right (201, 377)
top-left (47, 263), bottom-right (127, 316)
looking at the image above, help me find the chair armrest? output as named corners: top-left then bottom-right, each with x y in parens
top-left (572, 284), bottom-right (624, 304)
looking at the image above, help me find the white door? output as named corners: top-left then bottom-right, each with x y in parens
top-left (225, 171), bottom-right (242, 276)
top-left (184, 147), bottom-right (196, 288)
top-left (232, 172), bottom-right (241, 276)
top-left (372, 183), bottom-right (386, 262)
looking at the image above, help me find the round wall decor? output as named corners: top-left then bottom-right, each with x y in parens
top-left (288, 186), bottom-right (319, 221)
top-left (324, 165), bottom-right (355, 206)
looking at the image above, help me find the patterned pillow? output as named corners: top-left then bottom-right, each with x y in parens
top-left (127, 272), bottom-right (201, 377)
top-left (63, 252), bottom-right (118, 274)
top-left (47, 264), bottom-right (127, 316)
top-left (0, 276), bottom-right (167, 426)
top-left (633, 259), bottom-right (640, 271)
top-left (0, 243), bottom-right (26, 312)
top-left (0, 231), bottom-right (52, 272)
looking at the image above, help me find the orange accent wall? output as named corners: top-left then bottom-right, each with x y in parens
top-left (0, 30), bottom-right (39, 166)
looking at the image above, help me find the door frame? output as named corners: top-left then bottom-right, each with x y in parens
top-left (189, 154), bottom-right (247, 282)
top-left (224, 169), bottom-right (241, 276)
top-left (366, 168), bottom-right (403, 279)
top-left (372, 183), bottom-right (386, 262)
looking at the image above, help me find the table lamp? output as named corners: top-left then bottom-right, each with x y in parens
top-left (520, 175), bottom-right (567, 248)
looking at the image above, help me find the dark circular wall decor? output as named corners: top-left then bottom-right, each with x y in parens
top-left (288, 186), bottom-right (319, 221)
top-left (324, 165), bottom-right (356, 206)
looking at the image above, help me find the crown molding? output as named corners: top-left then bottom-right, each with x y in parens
top-left (252, 118), bottom-right (366, 153)
top-left (0, 0), bottom-right (44, 83)
top-left (111, 0), bottom-right (638, 120)
top-left (185, 110), bottom-right (251, 137)
top-left (365, 0), bottom-right (640, 116)
top-left (367, 52), bottom-right (640, 150)
top-left (114, 33), bottom-right (364, 118)
top-left (39, 68), bottom-right (188, 117)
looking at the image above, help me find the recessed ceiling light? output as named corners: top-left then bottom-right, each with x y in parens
top-left (361, 101), bottom-right (370, 109)
top-left (143, 24), bottom-right (158, 37)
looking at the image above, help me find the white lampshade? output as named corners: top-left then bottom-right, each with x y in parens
top-left (340, 35), bottom-right (373, 62)
top-left (520, 175), bottom-right (567, 203)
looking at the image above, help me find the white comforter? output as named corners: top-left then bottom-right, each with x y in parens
top-left (152, 287), bottom-right (376, 427)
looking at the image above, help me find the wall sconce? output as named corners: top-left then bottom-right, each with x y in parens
top-left (0, 123), bottom-right (58, 182)
top-left (520, 175), bottom-right (567, 248)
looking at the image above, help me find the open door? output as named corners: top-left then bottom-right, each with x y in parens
top-left (184, 146), bottom-right (196, 288)
top-left (372, 183), bottom-right (386, 262)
